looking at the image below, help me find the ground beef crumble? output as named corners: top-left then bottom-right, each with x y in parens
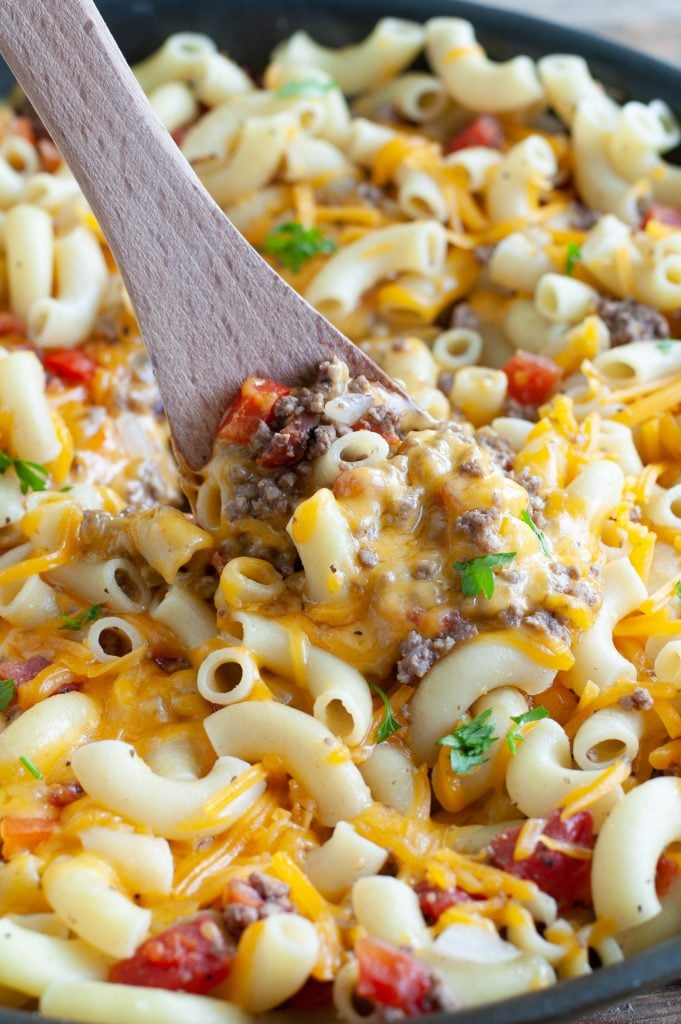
top-left (396, 618), bottom-right (479, 684)
top-left (223, 872), bottom-right (294, 941)
top-left (475, 429), bottom-right (515, 473)
top-left (524, 608), bottom-right (571, 646)
top-left (595, 296), bottom-right (669, 348)
top-left (454, 506), bottom-right (501, 552)
top-left (619, 687), bottom-right (653, 711)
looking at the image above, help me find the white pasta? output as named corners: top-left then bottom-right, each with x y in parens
top-left (486, 136), bottom-right (557, 224)
top-left (594, 340), bottom-right (681, 387)
top-left (450, 366), bottom-right (507, 426)
top-left (0, 692), bottom-right (99, 783)
top-left (151, 584), bottom-right (216, 648)
top-left (305, 220), bottom-right (446, 321)
top-left (534, 273), bottom-right (596, 324)
top-left (505, 719), bottom-right (624, 829)
top-left (305, 821), bottom-right (387, 900)
top-left (223, 914), bottom-right (318, 1012)
top-left (287, 487), bottom-right (359, 604)
top-left (488, 228), bottom-right (554, 293)
top-left (28, 226), bottom-right (108, 348)
top-left (71, 740), bottom-right (266, 840)
top-left (358, 742), bottom-right (416, 813)
top-left (352, 875), bottom-right (430, 948)
top-left (223, 610), bottom-right (372, 746)
top-left (43, 853), bottom-right (151, 959)
top-left (204, 701), bottom-right (371, 826)
top-left (80, 828), bottom-right (174, 896)
top-left (85, 616), bottom-right (145, 663)
top-left (572, 708), bottom-right (644, 771)
top-left (410, 639), bottom-right (555, 766)
top-left (425, 18), bottom-right (543, 113)
top-left (354, 73), bottom-right (449, 124)
top-left (538, 54), bottom-right (618, 126)
top-left (41, 981), bottom-right (254, 1024)
top-left (147, 82), bottom-right (198, 133)
top-left (50, 557), bottom-right (150, 613)
top-left (310, 430), bottom-right (389, 489)
top-left (572, 101), bottom-right (649, 226)
top-left (271, 18), bottom-right (425, 94)
top-left (432, 327), bottom-right (483, 371)
top-left (196, 646), bottom-right (261, 706)
top-left (0, 350), bottom-right (60, 463)
top-left (4, 203), bottom-right (53, 321)
top-left (0, 917), bottom-right (109, 997)
top-left (592, 777), bottom-right (681, 930)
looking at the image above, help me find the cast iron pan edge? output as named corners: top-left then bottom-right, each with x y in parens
top-left (3, 1), bottom-right (681, 1022)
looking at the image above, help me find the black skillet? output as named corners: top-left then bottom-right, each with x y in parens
top-left (1, 1), bottom-right (680, 1022)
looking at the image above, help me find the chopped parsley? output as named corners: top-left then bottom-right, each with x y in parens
top-left (657, 340), bottom-right (673, 354)
top-left (453, 552), bottom-right (517, 600)
top-left (369, 683), bottom-right (403, 743)
top-left (58, 604), bottom-right (104, 631)
top-left (275, 79), bottom-right (337, 99)
top-left (520, 509), bottom-right (551, 557)
top-left (565, 242), bottom-right (581, 276)
top-left (437, 709), bottom-right (497, 775)
top-left (264, 221), bottom-right (337, 272)
top-left (19, 755), bottom-right (43, 780)
top-left (0, 678), bottom-right (15, 712)
top-left (676, 580), bottom-right (681, 605)
top-left (0, 452), bottom-right (48, 494)
top-left (506, 706), bottom-right (549, 755)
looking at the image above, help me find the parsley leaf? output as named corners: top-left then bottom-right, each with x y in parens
top-left (676, 581), bottom-right (681, 605)
top-left (453, 552), bottom-right (517, 599)
top-left (657, 340), bottom-right (673, 354)
top-left (58, 604), bottom-right (104, 631)
top-left (264, 221), bottom-right (337, 272)
top-left (19, 754), bottom-right (43, 780)
top-left (0, 678), bottom-right (15, 712)
top-left (520, 509), bottom-right (551, 557)
top-left (437, 708), bottom-right (497, 775)
top-left (369, 683), bottom-right (403, 743)
top-left (0, 451), bottom-right (49, 494)
top-left (565, 242), bottom-right (581, 276)
top-left (275, 79), bottom-right (337, 99)
top-left (506, 706), bottom-right (549, 755)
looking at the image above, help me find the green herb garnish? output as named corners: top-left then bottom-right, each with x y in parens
top-left (19, 755), bottom-right (43, 780)
top-left (520, 509), bottom-right (551, 557)
top-left (58, 604), bottom-right (103, 632)
top-left (0, 678), bottom-right (15, 712)
top-left (565, 242), bottom-right (581, 276)
top-left (437, 708), bottom-right (497, 775)
top-left (506, 706), bottom-right (550, 755)
top-left (676, 581), bottom-right (681, 605)
top-left (657, 340), bottom-right (673, 354)
top-left (0, 452), bottom-right (48, 494)
top-left (453, 552), bottom-right (517, 600)
top-left (264, 221), bottom-right (337, 272)
top-left (369, 683), bottom-right (403, 743)
top-left (275, 79), bottom-right (337, 99)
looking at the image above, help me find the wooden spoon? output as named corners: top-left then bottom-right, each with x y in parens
top-left (0, 0), bottom-right (413, 472)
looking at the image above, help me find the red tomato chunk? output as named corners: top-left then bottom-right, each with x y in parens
top-left (44, 349), bottom-right (97, 385)
top-left (215, 377), bottom-right (290, 444)
top-left (656, 855), bottom-right (679, 898)
top-left (503, 350), bottom-right (563, 406)
top-left (446, 114), bottom-right (505, 153)
top-left (413, 880), bottom-right (477, 924)
top-left (642, 204), bottom-right (681, 229)
top-left (356, 936), bottom-right (444, 1017)
top-left (0, 311), bottom-right (25, 336)
top-left (489, 809), bottom-right (594, 913)
top-left (109, 912), bottom-right (234, 994)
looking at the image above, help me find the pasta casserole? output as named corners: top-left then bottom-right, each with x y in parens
top-left (0, 15), bottom-right (680, 1023)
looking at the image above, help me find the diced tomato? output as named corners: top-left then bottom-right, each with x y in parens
top-left (7, 115), bottom-right (36, 146)
top-left (356, 936), bottom-right (439, 1016)
top-left (109, 912), bottom-right (233, 994)
top-left (286, 978), bottom-right (334, 1011)
top-left (642, 204), bottom-right (681, 229)
top-left (0, 311), bottom-right (26, 336)
top-left (446, 114), bottom-right (505, 154)
top-left (171, 124), bottom-right (192, 148)
top-left (353, 417), bottom-right (400, 445)
top-left (489, 809), bottom-right (593, 913)
top-left (1, 816), bottom-right (54, 857)
top-left (37, 138), bottom-right (62, 173)
top-left (44, 348), bottom-right (97, 385)
top-left (656, 855), bottom-right (679, 898)
top-left (216, 377), bottom-right (290, 444)
top-left (503, 350), bottom-right (563, 406)
top-left (413, 880), bottom-right (476, 924)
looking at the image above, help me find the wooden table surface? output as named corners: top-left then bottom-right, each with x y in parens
top-left (465, 5), bottom-right (681, 1021)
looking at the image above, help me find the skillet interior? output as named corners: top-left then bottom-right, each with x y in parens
top-left (1, 2), bottom-right (681, 1022)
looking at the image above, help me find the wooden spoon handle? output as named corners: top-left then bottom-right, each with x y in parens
top-left (0, 0), bottom-right (409, 470)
